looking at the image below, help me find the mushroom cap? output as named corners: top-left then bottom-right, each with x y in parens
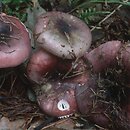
top-left (26, 48), bottom-right (58, 84)
top-left (37, 60), bottom-right (90, 117)
top-left (34, 11), bottom-right (92, 59)
top-left (0, 13), bottom-right (31, 68)
top-left (84, 40), bottom-right (122, 73)
top-left (37, 81), bottom-right (78, 117)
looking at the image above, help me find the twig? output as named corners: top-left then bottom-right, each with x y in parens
top-left (9, 75), bottom-right (17, 94)
top-left (62, 57), bottom-right (79, 79)
top-left (41, 118), bottom-right (69, 130)
top-left (95, 124), bottom-right (108, 130)
top-left (91, 4), bottom-right (122, 32)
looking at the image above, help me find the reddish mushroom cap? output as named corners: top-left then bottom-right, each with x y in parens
top-left (84, 41), bottom-right (122, 73)
top-left (26, 48), bottom-right (58, 84)
top-left (75, 76), bottom-right (111, 128)
top-left (37, 81), bottom-right (78, 117)
top-left (34, 11), bottom-right (92, 59)
top-left (36, 60), bottom-right (90, 117)
top-left (0, 13), bottom-right (31, 68)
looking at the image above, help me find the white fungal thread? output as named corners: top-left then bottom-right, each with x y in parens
top-left (57, 99), bottom-right (70, 111)
top-left (58, 114), bottom-right (73, 119)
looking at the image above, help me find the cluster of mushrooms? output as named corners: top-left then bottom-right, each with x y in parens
top-left (1, 11), bottom-right (130, 129)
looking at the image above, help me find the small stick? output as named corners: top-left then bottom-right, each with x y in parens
top-left (91, 4), bottom-right (122, 32)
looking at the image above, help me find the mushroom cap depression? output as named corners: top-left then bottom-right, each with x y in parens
top-left (0, 13), bottom-right (31, 68)
top-left (34, 11), bottom-right (92, 59)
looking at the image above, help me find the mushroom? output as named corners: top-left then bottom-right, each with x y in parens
top-left (84, 41), bottom-right (122, 73)
top-left (36, 59), bottom-right (89, 117)
top-left (0, 13), bottom-right (31, 68)
top-left (34, 11), bottom-right (92, 59)
top-left (37, 81), bottom-right (78, 117)
top-left (26, 11), bottom-right (92, 83)
top-left (75, 77), bottom-right (111, 128)
top-left (26, 47), bottom-right (58, 84)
